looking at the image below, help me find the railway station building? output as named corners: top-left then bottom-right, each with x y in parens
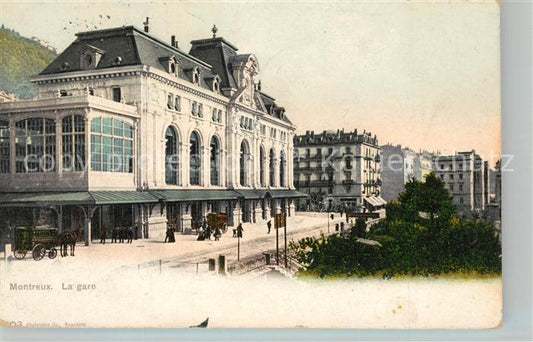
top-left (0, 24), bottom-right (305, 245)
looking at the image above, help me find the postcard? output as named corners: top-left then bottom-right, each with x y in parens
top-left (0, 0), bottom-right (502, 329)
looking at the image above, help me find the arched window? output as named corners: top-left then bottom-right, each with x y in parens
top-left (62, 115), bottom-right (85, 171)
top-left (0, 121), bottom-right (9, 173)
top-left (165, 126), bottom-right (179, 185)
top-left (90, 117), bottom-right (133, 173)
top-left (189, 131), bottom-right (201, 185)
top-left (269, 148), bottom-right (276, 187)
top-left (280, 150), bottom-right (286, 187)
top-left (210, 136), bottom-right (220, 186)
top-left (259, 145), bottom-right (265, 187)
top-left (15, 118), bottom-right (56, 173)
top-left (240, 140), bottom-right (250, 186)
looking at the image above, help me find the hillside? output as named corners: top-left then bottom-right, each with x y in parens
top-left (0, 25), bottom-right (57, 99)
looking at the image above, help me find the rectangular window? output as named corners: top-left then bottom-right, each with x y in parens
top-left (102, 136), bottom-right (112, 171)
top-left (91, 117), bottom-right (101, 133)
top-left (124, 139), bottom-right (133, 173)
top-left (450, 174), bottom-right (454, 180)
top-left (0, 122), bottom-right (10, 173)
top-left (174, 96), bottom-right (181, 111)
top-left (198, 103), bottom-right (203, 117)
top-left (102, 118), bottom-right (113, 135)
top-left (167, 93), bottom-right (173, 109)
top-left (112, 87), bottom-right (121, 102)
top-left (212, 108), bottom-right (217, 122)
top-left (91, 135), bottom-right (102, 171)
top-left (459, 173), bottom-right (463, 180)
top-left (450, 184), bottom-right (454, 191)
top-left (124, 123), bottom-right (133, 138)
top-left (191, 101), bottom-right (197, 116)
top-left (113, 138), bottom-right (124, 172)
top-left (459, 184), bottom-right (463, 191)
top-left (74, 133), bottom-right (85, 171)
top-left (62, 134), bottom-right (73, 171)
top-left (218, 110), bottom-right (223, 123)
top-left (113, 119), bottom-right (123, 137)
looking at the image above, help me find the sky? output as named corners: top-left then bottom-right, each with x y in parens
top-left (0, 0), bottom-right (501, 165)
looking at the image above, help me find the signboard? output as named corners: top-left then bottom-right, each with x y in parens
top-left (274, 213), bottom-right (286, 229)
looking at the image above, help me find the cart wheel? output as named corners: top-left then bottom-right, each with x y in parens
top-left (13, 250), bottom-right (27, 260)
top-left (48, 248), bottom-right (58, 259)
top-left (32, 244), bottom-right (46, 261)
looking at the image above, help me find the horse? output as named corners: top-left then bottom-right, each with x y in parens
top-left (59, 229), bottom-right (80, 257)
top-left (124, 227), bottom-right (133, 243)
top-left (111, 228), bottom-right (121, 243)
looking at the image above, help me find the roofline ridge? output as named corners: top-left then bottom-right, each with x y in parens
top-left (190, 36), bottom-right (239, 51)
top-left (76, 25), bottom-right (214, 70)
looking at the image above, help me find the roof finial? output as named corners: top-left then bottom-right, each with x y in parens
top-left (211, 24), bottom-right (218, 38)
top-left (143, 17), bottom-right (150, 33)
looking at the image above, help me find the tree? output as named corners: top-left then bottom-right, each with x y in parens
top-left (290, 172), bottom-right (501, 278)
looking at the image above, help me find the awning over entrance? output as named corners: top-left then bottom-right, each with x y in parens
top-left (90, 191), bottom-right (159, 204)
top-left (232, 189), bottom-right (267, 199)
top-left (375, 196), bottom-right (387, 206)
top-left (0, 191), bottom-right (158, 206)
top-left (363, 196), bottom-right (387, 207)
top-left (150, 189), bottom-right (240, 202)
top-left (0, 192), bottom-right (92, 206)
top-left (0, 188), bottom-right (309, 206)
top-left (270, 189), bottom-right (308, 199)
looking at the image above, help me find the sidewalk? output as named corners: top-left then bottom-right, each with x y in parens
top-left (2, 213), bottom-right (345, 273)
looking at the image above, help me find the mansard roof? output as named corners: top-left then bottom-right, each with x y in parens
top-left (189, 37), bottom-right (239, 90)
top-left (259, 92), bottom-right (292, 124)
top-left (39, 25), bottom-right (293, 124)
top-left (40, 26), bottom-right (216, 91)
top-left (294, 129), bottom-right (379, 147)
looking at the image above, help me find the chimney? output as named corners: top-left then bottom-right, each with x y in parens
top-left (143, 17), bottom-right (149, 33)
top-left (171, 35), bottom-right (176, 46)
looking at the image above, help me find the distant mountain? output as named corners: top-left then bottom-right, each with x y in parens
top-left (0, 25), bottom-right (58, 99)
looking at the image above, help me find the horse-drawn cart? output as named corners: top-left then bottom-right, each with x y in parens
top-left (13, 226), bottom-right (60, 261)
top-left (206, 213), bottom-right (228, 234)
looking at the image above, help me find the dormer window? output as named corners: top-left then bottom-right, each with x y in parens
top-left (80, 45), bottom-right (105, 70)
top-left (192, 67), bottom-right (201, 85)
top-left (113, 56), bottom-right (123, 66)
top-left (159, 55), bottom-right (178, 76)
top-left (212, 75), bottom-right (221, 93)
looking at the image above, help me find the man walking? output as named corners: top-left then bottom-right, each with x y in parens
top-left (236, 223), bottom-right (244, 238)
top-left (267, 220), bottom-right (272, 234)
top-left (100, 225), bottom-right (106, 244)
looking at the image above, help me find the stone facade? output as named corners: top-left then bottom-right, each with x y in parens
top-left (433, 150), bottom-right (489, 213)
top-left (293, 129), bottom-right (384, 212)
top-left (0, 25), bottom-right (304, 244)
top-left (380, 145), bottom-right (437, 201)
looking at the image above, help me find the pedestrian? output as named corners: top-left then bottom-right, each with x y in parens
top-left (267, 220), bottom-right (272, 234)
top-left (99, 225), bottom-right (106, 244)
top-left (198, 225), bottom-right (204, 240)
top-left (164, 225), bottom-right (171, 243)
top-left (205, 226), bottom-right (211, 240)
top-left (214, 227), bottom-right (221, 241)
top-left (168, 226), bottom-right (175, 243)
top-left (236, 223), bottom-right (244, 238)
top-left (330, 213), bottom-right (334, 221)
